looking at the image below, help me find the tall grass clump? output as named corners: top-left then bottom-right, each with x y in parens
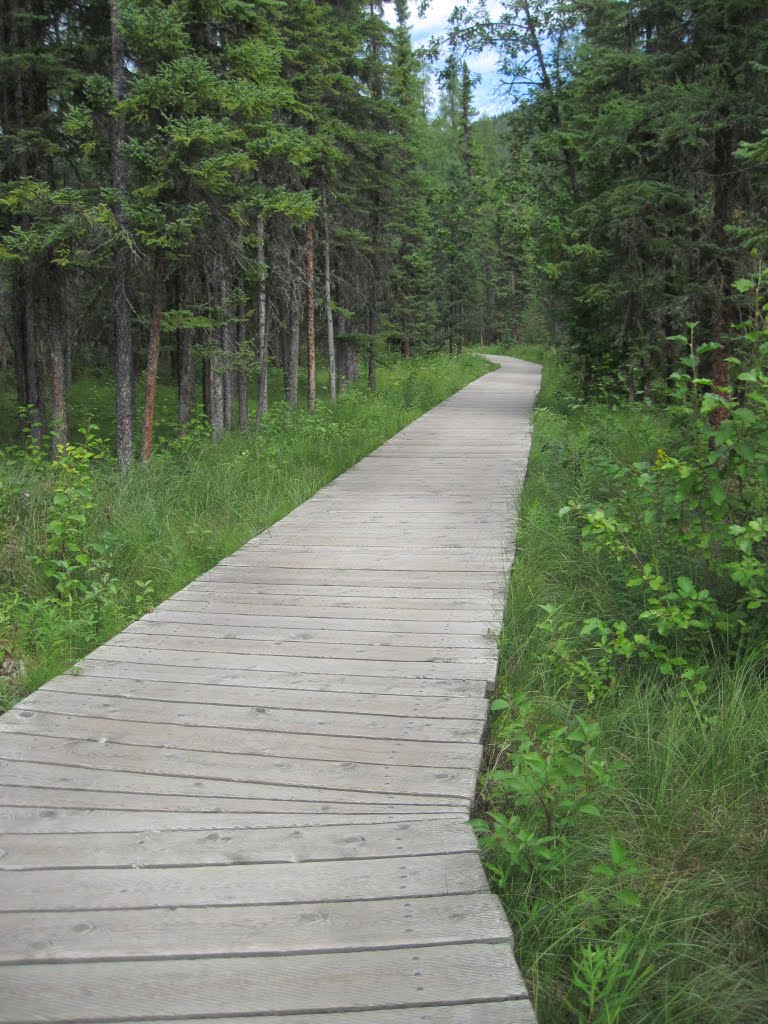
top-left (477, 336), bottom-right (768, 1022)
top-left (0, 352), bottom-right (491, 706)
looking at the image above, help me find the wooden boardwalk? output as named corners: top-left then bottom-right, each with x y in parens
top-left (0, 355), bottom-right (541, 1023)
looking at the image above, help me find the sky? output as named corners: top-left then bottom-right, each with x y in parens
top-left (386, 1), bottom-right (510, 118)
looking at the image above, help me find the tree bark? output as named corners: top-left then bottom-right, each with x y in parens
top-left (23, 274), bottom-right (45, 444)
top-left (220, 269), bottom-right (234, 430)
top-left (709, 124), bottom-right (738, 427)
top-left (236, 302), bottom-right (248, 430)
top-left (177, 275), bottom-right (194, 426)
top-left (255, 216), bottom-right (269, 430)
top-left (208, 357), bottom-right (224, 437)
top-left (285, 282), bottom-right (300, 408)
top-left (367, 341), bottom-right (377, 391)
top-left (306, 221), bottom-right (316, 411)
top-left (323, 201), bottom-right (337, 403)
top-left (110, 0), bottom-right (133, 470)
top-left (336, 313), bottom-right (358, 392)
top-left (204, 264), bottom-right (224, 437)
top-left (141, 251), bottom-right (166, 462)
top-left (178, 329), bottom-right (194, 426)
top-left (48, 271), bottom-right (68, 455)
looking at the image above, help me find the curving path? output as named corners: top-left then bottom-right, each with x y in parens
top-left (0, 354), bottom-right (541, 1023)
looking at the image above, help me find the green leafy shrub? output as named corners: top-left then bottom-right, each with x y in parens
top-left (556, 319), bottom-right (768, 701)
top-left (477, 337), bottom-right (767, 1024)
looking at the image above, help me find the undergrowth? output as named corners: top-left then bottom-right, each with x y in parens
top-left (0, 352), bottom-right (491, 705)
top-left (478, 340), bottom-right (768, 1022)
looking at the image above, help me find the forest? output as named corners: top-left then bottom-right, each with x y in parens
top-left (2, 1), bottom-right (768, 1022)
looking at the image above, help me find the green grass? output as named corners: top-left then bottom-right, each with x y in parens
top-left (483, 349), bottom-right (768, 1023)
top-left (0, 352), bottom-right (492, 706)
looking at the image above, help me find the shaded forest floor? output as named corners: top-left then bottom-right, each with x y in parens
top-left (480, 348), bottom-right (768, 1023)
top-left (0, 353), bottom-right (491, 707)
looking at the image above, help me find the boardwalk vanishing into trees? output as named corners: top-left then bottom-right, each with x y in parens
top-left (0, 355), bottom-right (540, 1023)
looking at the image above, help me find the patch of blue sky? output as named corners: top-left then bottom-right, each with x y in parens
top-left (385, 0), bottom-right (511, 118)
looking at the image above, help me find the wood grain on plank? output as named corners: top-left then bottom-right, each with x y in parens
top-left (0, 893), bottom-right (510, 962)
top-left (0, 711), bottom-right (483, 770)
top-left (0, 944), bottom-right (526, 1022)
top-left (0, 819), bottom-right (478, 869)
top-left (45, 673), bottom-right (488, 718)
top-left (117, 1007), bottom-right (537, 1024)
top-left (0, 852), bottom-right (487, 911)
top-left (17, 691), bottom-right (483, 742)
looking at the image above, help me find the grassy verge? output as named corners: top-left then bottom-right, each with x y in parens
top-left (479, 348), bottom-right (768, 1023)
top-left (0, 352), bottom-right (491, 707)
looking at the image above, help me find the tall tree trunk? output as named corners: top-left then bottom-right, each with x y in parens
top-left (178, 329), bottom-right (194, 426)
top-left (368, 311), bottom-right (377, 392)
top-left (323, 201), bottom-right (337, 403)
top-left (22, 273), bottom-right (45, 444)
top-left (236, 302), bottom-right (248, 430)
top-left (336, 312), bottom-right (358, 392)
top-left (8, 1), bottom-right (44, 445)
top-left (221, 272), bottom-right (233, 431)
top-left (109, 16), bottom-right (136, 466)
top-left (11, 275), bottom-right (26, 412)
top-left (709, 124), bottom-right (738, 427)
top-left (141, 251), bottom-right (166, 462)
top-left (285, 283), bottom-right (300, 408)
top-left (111, 0), bottom-right (133, 470)
top-left (306, 221), bottom-right (316, 411)
top-left (48, 271), bottom-right (67, 455)
top-left (177, 274), bottom-right (194, 426)
top-left (204, 265), bottom-right (224, 437)
top-left (208, 357), bottom-right (224, 437)
top-left (255, 216), bottom-right (269, 430)
top-left (202, 352), bottom-right (210, 421)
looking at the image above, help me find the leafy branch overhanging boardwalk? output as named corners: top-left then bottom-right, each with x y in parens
top-left (0, 355), bottom-right (541, 1024)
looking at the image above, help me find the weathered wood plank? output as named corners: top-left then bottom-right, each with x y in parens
top-left (18, 691), bottom-right (483, 742)
top-left (135, 613), bottom-right (496, 649)
top-left (0, 711), bottom-right (483, 769)
top-left (221, 548), bottom-right (506, 571)
top-left (0, 732), bottom-right (477, 798)
top-left (200, 567), bottom-right (501, 588)
top-left (121, 620), bottom-right (495, 656)
top-left (46, 673), bottom-right (488, 719)
top-left (0, 757), bottom-right (459, 807)
top-left (84, 643), bottom-right (498, 683)
top-left (0, 852), bottom-right (486, 911)
top-left (0, 819), bottom-right (477, 869)
top-left (0, 808), bottom-right (460, 834)
top-left (149, 605), bottom-right (495, 634)
top-left (0, 788), bottom-right (464, 817)
top-left (0, 893), bottom-right (510, 962)
top-left (71, 659), bottom-right (492, 698)
top-left (120, 1004), bottom-right (538, 1024)
top-left (179, 581), bottom-right (501, 610)
top-left (0, 944), bottom-right (526, 1022)
top-left (101, 633), bottom-right (499, 674)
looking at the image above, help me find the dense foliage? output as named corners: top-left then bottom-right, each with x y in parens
top-left (478, 335), bottom-right (767, 1024)
top-left (0, 0), bottom-right (521, 465)
top-left (451, 0), bottom-right (768, 392)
